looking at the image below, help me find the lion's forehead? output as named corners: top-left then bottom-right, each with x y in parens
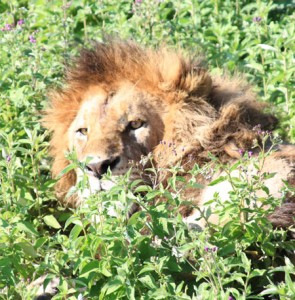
top-left (79, 84), bottom-right (162, 129)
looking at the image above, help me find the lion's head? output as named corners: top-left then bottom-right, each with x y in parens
top-left (44, 39), bottom-right (280, 207)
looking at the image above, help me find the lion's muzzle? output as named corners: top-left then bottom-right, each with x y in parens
top-left (84, 156), bottom-right (121, 179)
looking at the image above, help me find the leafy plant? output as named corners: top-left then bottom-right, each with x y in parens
top-left (0, 1), bottom-right (294, 299)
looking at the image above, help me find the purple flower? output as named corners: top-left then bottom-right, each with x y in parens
top-left (135, 0), bottom-right (143, 3)
top-left (253, 124), bottom-right (261, 131)
top-left (17, 19), bottom-right (25, 26)
top-left (6, 155), bottom-right (11, 163)
top-left (253, 16), bottom-right (262, 23)
top-left (204, 246), bottom-right (210, 252)
top-left (229, 296), bottom-right (234, 300)
top-left (29, 35), bottom-right (36, 43)
top-left (2, 24), bottom-right (13, 31)
top-left (212, 246), bottom-right (218, 252)
top-left (238, 149), bottom-right (244, 156)
top-left (248, 151), bottom-right (253, 158)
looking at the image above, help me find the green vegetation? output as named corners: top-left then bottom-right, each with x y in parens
top-left (0, 0), bottom-right (294, 299)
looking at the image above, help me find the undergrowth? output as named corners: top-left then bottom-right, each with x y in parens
top-left (0, 0), bottom-right (294, 299)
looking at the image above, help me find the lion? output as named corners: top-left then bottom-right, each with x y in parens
top-left (43, 39), bottom-right (295, 228)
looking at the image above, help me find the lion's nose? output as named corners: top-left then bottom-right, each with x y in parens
top-left (85, 156), bottom-right (121, 179)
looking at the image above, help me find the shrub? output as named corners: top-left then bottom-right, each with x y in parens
top-left (0, 1), bottom-right (294, 299)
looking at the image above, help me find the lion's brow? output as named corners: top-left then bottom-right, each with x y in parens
top-left (100, 92), bottom-right (113, 118)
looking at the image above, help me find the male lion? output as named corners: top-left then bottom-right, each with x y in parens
top-left (43, 39), bottom-right (295, 228)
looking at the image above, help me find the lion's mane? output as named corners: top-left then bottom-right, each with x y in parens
top-left (43, 39), bottom-right (279, 204)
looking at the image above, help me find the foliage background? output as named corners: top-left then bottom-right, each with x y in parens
top-left (0, 0), bottom-right (294, 299)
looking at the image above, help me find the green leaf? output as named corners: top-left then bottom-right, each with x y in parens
top-left (139, 274), bottom-right (157, 289)
top-left (99, 261), bottom-right (112, 277)
top-left (128, 211), bottom-right (145, 226)
top-left (100, 277), bottom-right (124, 299)
top-left (0, 258), bottom-right (11, 268)
top-left (208, 176), bottom-right (226, 186)
top-left (58, 164), bottom-right (77, 177)
top-left (80, 260), bottom-right (100, 278)
top-left (245, 63), bottom-right (264, 74)
top-left (138, 265), bottom-right (157, 275)
top-left (260, 287), bottom-right (278, 296)
top-left (145, 190), bottom-right (162, 201)
top-left (17, 221), bottom-right (39, 236)
top-left (16, 242), bottom-right (37, 257)
top-left (262, 241), bottom-right (276, 256)
top-left (134, 185), bottom-right (153, 193)
top-left (258, 44), bottom-right (278, 52)
top-left (130, 179), bottom-right (143, 189)
top-left (69, 224), bottom-right (83, 240)
top-left (35, 237), bottom-right (47, 249)
top-left (43, 215), bottom-right (61, 229)
top-left (249, 269), bottom-right (266, 279)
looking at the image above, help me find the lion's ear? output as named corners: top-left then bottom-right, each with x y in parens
top-left (182, 67), bottom-right (212, 98)
top-left (157, 50), bottom-right (212, 98)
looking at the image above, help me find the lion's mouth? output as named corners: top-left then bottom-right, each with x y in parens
top-left (79, 173), bottom-right (141, 219)
top-left (78, 174), bottom-right (117, 199)
top-left (89, 175), bottom-right (117, 192)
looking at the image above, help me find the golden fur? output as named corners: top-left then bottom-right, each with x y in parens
top-left (43, 39), bottom-right (294, 227)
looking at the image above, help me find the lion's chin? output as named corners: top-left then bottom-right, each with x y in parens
top-left (80, 175), bottom-right (117, 199)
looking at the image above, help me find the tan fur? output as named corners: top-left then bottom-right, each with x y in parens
top-left (43, 39), bottom-right (294, 227)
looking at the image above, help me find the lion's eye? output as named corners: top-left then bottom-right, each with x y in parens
top-left (129, 120), bottom-right (144, 130)
top-left (77, 128), bottom-right (88, 136)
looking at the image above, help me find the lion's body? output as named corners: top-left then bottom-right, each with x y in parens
top-left (43, 40), bottom-right (295, 227)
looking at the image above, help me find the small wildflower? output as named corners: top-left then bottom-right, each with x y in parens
top-left (6, 155), bottom-right (11, 163)
top-left (238, 149), bottom-right (244, 156)
top-left (204, 246), bottom-right (210, 252)
top-left (135, 0), bottom-right (143, 3)
top-left (253, 16), bottom-right (262, 23)
top-left (62, 1), bottom-right (72, 9)
top-left (253, 124), bottom-right (261, 131)
top-left (65, 1), bottom-right (72, 9)
top-left (2, 23), bottom-right (13, 31)
top-left (77, 294), bottom-right (84, 300)
top-left (228, 296), bottom-right (234, 300)
top-left (172, 246), bottom-right (182, 258)
top-left (248, 151), bottom-right (253, 158)
top-left (29, 35), bottom-right (36, 43)
top-left (17, 19), bottom-right (25, 26)
top-left (153, 236), bottom-right (162, 247)
top-left (212, 246), bottom-right (218, 252)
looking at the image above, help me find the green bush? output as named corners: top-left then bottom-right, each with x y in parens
top-left (0, 1), bottom-right (294, 299)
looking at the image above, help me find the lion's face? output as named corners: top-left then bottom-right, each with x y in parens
top-left (68, 83), bottom-right (165, 193)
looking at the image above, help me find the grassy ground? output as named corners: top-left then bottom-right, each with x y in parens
top-left (0, 0), bottom-right (294, 299)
